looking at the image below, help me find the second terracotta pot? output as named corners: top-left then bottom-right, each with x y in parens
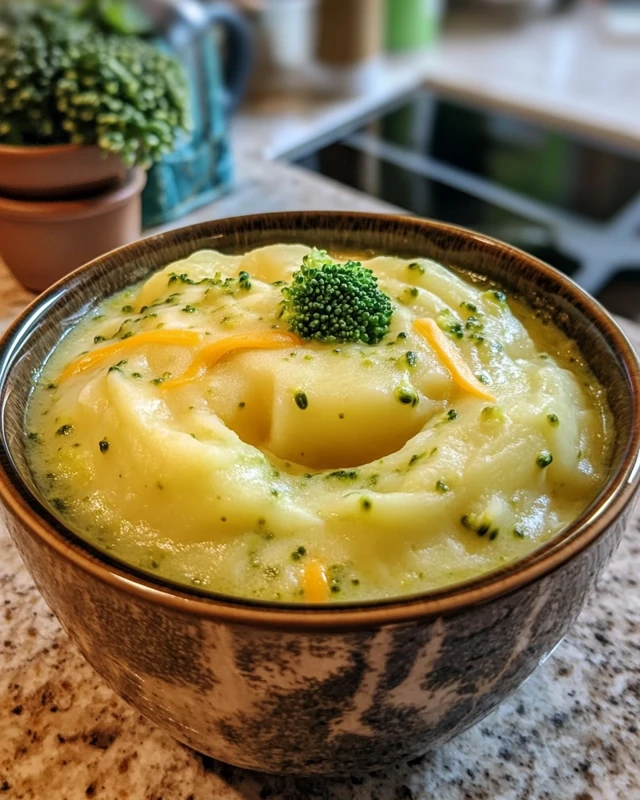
top-left (0, 169), bottom-right (146, 293)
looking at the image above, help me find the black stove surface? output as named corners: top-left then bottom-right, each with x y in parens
top-left (293, 90), bottom-right (640, 321)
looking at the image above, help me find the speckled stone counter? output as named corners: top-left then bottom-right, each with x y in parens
top-left (0, 155), bottom-right (639, 799)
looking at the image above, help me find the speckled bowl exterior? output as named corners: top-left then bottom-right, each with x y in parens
top-left (0, 213), bottom-right (638, 776)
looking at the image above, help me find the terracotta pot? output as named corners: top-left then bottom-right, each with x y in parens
top-left (0, 143), bottom-right (128, 201)
top-left (0, 169), bottom-right (146, 293)
top-left (0, 213), bottom-right (638, 775)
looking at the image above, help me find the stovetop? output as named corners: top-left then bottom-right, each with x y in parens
top-left (292, 89), bottom-right (640, 321)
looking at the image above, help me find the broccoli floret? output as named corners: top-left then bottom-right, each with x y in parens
top-left (281, 250), bottom-right (393, 344)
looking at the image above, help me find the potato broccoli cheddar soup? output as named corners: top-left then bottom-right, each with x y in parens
top-left (26, 245), bottom-right (613, 602)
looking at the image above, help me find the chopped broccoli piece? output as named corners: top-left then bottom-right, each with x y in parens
top-left (280, 250), bottom-right (393, 344)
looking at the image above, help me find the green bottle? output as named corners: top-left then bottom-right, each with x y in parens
top-left (386, 0), bottom-right (445, 52)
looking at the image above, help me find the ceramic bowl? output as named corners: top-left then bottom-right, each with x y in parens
top-left (0, 212), bottom-right (638, 776)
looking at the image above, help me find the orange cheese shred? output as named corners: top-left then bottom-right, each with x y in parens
top-left (58, 329), bottom-right (203, 383)
top-left (302, 559), bottom-right (329, 603)
top-left (413, 317), bottom-right (495, 402)
top-left (160, 330), bottom-right (302, 389)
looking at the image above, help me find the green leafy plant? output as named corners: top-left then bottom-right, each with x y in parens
top-left (0, 1), bottom-right (190, 167)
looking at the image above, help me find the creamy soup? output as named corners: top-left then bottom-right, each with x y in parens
top-left (26, 245), bottom-right (613, 602)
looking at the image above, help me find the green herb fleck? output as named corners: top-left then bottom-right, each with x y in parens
top-left (407, 261), bottom-right (425, 274)
top-left (238, 271), bottom-right (252, 291)
top-left (449, 321), bottom-right (464, 339)
top-left (121, 305), bottom-right (134, 313)
top-left (445, 409), bottom-right (458, 421)
top-left (394, 386), bottom-right (419, 407)
top-left (291, 546), bottom-right (307, 561)
top-left (536, 451), bottom-right (553, 468)
top-left (461, 511), bottom-right (494, 537)
top-left (294, 391), bottom-right (308, 410)
top-left (238, 401), bottom-right (246, 409)
top-left (409, 453), bottom-right (425, 466)
top-left (27, 432), bottom-right (41, 443)
top-left (481, 406), bottom-right (504, 422)
top-left (360, 497), bottom-right (372, 511)
top-left (436, 310), bottom-right (465, 339)
top-left (182, 305), bottom-right (197, 314)
top-left (108, 359), bottom-right (127, 374)
top-left (547, 413), bottom-right (559, 427)
top-left (131, 372), bottom-right (143, 379)
top-left (94, 335), bottom-right (105, 344)
top-left (460, 301), bottom-right (477, 313)
top-left (151, 372), bottom-right (172, 385)
top-left (513, 527), bottom-right (526, 539)
top-left (328, 563), bottom-right (348, 594)
top-left (405, 351), bottom-right (418, 368)
top-left (465, 316), bottom-right (483, 332)
top-left (51, 497), bottom-right (68, 513)
top-left (56, 424), bottom-right (74, 436)
top-left (326, 470), bottom-right (358, 480)
top-left (435, 480), bottom-right (449, 493)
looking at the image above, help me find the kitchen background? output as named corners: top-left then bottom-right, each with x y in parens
top-left (0, 0), bottom-right (638, 320)
top-left (241, 0), bottom-right (640, 321)
top-left (1, 3), bottom-right (640, 797)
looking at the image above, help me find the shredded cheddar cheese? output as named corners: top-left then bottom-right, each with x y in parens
top-left (302, 559), bottom-right (329, 603)
top-left (414, 317), bottom-right (495, 402)
top-left (161, 330), bottom-right (303, 389)
top-left (58, 329), bottom-right (203, 383)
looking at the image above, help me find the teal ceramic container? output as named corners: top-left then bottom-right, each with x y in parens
top-left (142, 4), bottom-right (252, 227)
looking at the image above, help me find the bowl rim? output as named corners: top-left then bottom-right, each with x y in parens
top-left (1, 210), bottom-right (639, 631)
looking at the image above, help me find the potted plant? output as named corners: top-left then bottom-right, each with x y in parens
top-left (0, 1), bottom-right (190, 291)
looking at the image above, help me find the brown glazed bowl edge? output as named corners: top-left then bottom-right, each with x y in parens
top-left (0, 210), bottom-right (638, 632)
